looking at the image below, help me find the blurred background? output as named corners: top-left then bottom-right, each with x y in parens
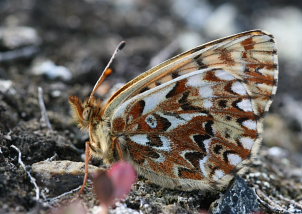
top-left (1, 0), bottom-right (302, 152)
top-left (1, 0), bottom-right (302, 212)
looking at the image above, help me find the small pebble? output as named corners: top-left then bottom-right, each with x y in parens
top-left (0, 26), bottom-right (41, 49)
top-left (31, 59), bottom-right (72, 81)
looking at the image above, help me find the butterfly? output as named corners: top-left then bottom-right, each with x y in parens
top-left (69, 30), bottom-right (278, 192)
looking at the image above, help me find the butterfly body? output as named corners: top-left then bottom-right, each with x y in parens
top-left (70, 30), bottom-right (278, 191)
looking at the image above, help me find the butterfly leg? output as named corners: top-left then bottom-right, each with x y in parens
top-left (79, 141), bottom-right (92, 194)
top-left (113, 137), bottom-right (124, 160)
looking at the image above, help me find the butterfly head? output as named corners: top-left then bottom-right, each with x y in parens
top-left (69, 95), bottom-right (115, 163)
top-left (69, 95), bottom-right (103, 129)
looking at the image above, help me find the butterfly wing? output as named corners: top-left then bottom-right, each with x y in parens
top-left (106, 30), bottom-right (278, 190)
top-left (104, 30), bottom-right (277, 116)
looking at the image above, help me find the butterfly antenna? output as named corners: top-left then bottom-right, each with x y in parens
top-left (88, 41), bottom-right (126, 103)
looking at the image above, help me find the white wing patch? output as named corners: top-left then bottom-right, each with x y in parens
top-left (236, 99), bottom-right (253, 112)
top-left (213, 169), bottom-right (225, 181)
top-left (158, 136), bottom-right (173, 151)
top-left (129, 134), bottom-right (149, 146)
top-left (203, 139), bottom-right (211, 153)
top-left (240, 137), bottom-right (254, 150)
top-left (113, 83), bottom-right (175, 118)
top-left (199, 156), bottom-right (209, 177)
top-left (214, 69), bottom-right (236, 80)
top-left (199, 86), bottom-right (214, 98)
top-left (242, 120), bottom-right (257, 130)
top-left (231, 81), bottom-right (247, 95)
top-left (203, 99), bottom-right (213, 108)
top-left (227, 154), bottom-right (242, 166)
top-left (186, 70), bottom-right (209, 87)
top-left (129, 134), bottom-right (172, 152)
top-left (142, 84), bottom-right (175, 115)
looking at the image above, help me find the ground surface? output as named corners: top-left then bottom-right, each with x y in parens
top-left (1, 0), bottom-right (302, 213)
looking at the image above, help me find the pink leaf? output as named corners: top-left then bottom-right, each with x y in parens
top-left (93, 170), bottom-right (115, 208)
top-left (107, 161), bottom-right (137, 200)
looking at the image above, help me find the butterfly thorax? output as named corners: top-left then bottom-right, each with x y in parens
top-left (89, 118), bottom-right (116, 164)
top-left (69, 96), bottom-right (115, 164)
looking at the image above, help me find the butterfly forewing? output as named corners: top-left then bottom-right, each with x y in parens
top-left (104, 30), bottom-right (277, 114)
top-left (105, 30), bottom-right (278, 191)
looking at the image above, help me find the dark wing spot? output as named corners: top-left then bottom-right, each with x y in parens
top-left (194, 54), bottom-right (208, 69)
top-left (218, 100), bottom-right (227, 108)
top-left (155, 81), bottom-right (161, 86)
top-left (193, 134), bottom-right (211, 153)
top-left (136, 100), bottom-right (145, 115)
top-left (172, 72), bottom-right (180, 79)
top-left (225, 128), bottom-right (231, 138)
top-left (213, 145), bottom-right (223, 154)
top-left (154, 114), bottom-right (171, 131)
top-left (185, 152), bottom-right (205, 168)
top-left (244, 67), bottom-right (250, 73)
top-left (148, 150), bottom-right (160, 159)
top-left (236, 117), bottom-right (249, 125)
top-left (272, 79), bottom-right (277, 86)
top-left (226, 116), bottom-right (232, 121)
top-left (236, 138), bottom-right (243, 147)
top-left (178, 167), bottom-right (197, 178)
top-left (179, 91), bottom-right (203, 111)
top-left (140, 87), bottom-right (150, 93)
top-left (147, 135), bottom-right (163, 147)
top-left (179, 91), bottom-right (190, 104)
top-left (166, 82), bottom-right (179, 98)
top-left (181, 103), bottom-right (203, 111)
top-left (205, 121), bottom-right (214, 136)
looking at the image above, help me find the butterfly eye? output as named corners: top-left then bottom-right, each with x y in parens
top-left (83, 107), bottom-right (92, 122)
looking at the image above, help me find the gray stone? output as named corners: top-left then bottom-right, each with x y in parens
top-left (32, 160), bottom-right (99, 196)
top-left (210, 176), bottom-right (260, 214)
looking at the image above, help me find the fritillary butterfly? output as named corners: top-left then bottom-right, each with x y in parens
top-left (70, 30), bottom-right (278, 191)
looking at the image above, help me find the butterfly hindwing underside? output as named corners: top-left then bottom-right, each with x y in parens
top-left (72, 30), bottom-right (278, 191)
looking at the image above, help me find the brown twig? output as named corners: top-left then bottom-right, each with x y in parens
top-left (38, 87), bottom-right (52, 130)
